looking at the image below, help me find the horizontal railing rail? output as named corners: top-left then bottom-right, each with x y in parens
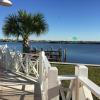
top-left (58, 75), bottom-right (76, 80)
top-left (79, 76), bottom-right (100, 99)
top-left (50, 61), bottom-right (100, 67)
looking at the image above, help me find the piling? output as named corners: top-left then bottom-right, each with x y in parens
top-left (64, 48), bottom-right (67, 62)
top-left (58, 48), bottom-right (62, 62)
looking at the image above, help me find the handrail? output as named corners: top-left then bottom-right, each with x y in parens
top-left (50, 61), bottom-right (100, 67)
top-left (58, 75), bottom-right (76, 80)
top-left (42, 51), bottom-right (51, 72)
top-left (38, 51), bottom-right (52, 100)
top-left (79, 76), bottom-right (100, 99)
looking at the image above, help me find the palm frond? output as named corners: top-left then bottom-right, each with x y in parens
top-left (2, 10), bottom-right (48, 53)
top-left (32, 13), bottom-right (48, 36)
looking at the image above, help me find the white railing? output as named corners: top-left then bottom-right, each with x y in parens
top-left (39, 51), bottom-right (59, 100)
top-left (0, 45), bottom-right (100, 100)
top-left (0, 44), bottom-right (14, 69)
top-left (38, 51), bottom-right (50, 100)
top-left (58, 64), bottom-right (100, 100)
top-left (13, 53), bottom-right (40, 80)
top-left (0, 45), bottom-right (40, 80)
top-left (79, 77), bottom-right (100, 99)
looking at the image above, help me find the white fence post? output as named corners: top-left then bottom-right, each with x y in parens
top-left (39, 51), bottom-right (59, 100)
top-left (48, 67), bottom-right (59, 100)
top-left (39, 51), bottom-right (43, 84)
top-left (72, 64), bottom-right (93, 100)
top-left (14, 53), bottom-right (19, 72)
top-left (25, 54), bottom-right (29, 75)
top-left (39, 51), bottom-right (45, 99)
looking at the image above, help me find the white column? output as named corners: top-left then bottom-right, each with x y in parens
top-left (25, 54), bottom-right (29, 75)
top-left (72, 64), bottom-right (93, 100)
top-left (14, 53), bottom-right (19, 72)
top-left (48, 67), bottom-right (59, 100)
top-left (39, 51), bottom-right (47, 100)
top-left (39, 51), bottom-right (44, 84)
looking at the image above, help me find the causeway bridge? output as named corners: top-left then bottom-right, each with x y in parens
top-left (0, 45), bottom-right (100, 100)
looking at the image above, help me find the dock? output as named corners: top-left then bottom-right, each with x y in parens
top-left (30, 48), bottom-right (66, 62)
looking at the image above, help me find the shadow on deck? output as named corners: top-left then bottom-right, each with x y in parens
top-left (0, 67), bottom-right (42, 100)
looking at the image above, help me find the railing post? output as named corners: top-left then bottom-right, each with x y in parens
top-left (73, 64), bottom-right (93, 100)
top-left (39, 51), bottom-right (44, 84)
top-left (5, 52), bottom-right (8, 70)
top-left (14, 53), bottom-right (19, 72)
top-left (37, 60), bottom-right (38, 73)
top-left (25, 54), bottom-right (29, 75)
top-left (39, 51), bottom-right (59, 100)
top-left (39, 51), bottom-right (47, 100)
top-left (48, 67), bottom-right (59, 100)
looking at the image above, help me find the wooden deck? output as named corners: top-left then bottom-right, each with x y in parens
top-left (0, 67), bottom-right (42, 100)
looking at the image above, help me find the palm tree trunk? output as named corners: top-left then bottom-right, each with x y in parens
top-left (16, 36), bottom-right (19, 41)
top-left (23, 37), bottom-right (30, 53)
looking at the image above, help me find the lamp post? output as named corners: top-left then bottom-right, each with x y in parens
top-left (0, 0), bottom-right (12, 6)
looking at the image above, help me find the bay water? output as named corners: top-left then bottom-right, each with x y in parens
top-left (0, 41), bottom-right (100, 64)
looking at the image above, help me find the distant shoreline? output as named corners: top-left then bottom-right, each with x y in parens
top-left (0, 39), bottom-right (100, 44)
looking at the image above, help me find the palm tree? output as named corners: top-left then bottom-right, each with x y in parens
top-left (3, 10), bottom-right (48, 53)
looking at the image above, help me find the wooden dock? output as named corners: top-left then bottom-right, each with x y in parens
top-left (30, 49), bottom-right (63, 62)
top-left (0, 67), bottom-right (42, 100)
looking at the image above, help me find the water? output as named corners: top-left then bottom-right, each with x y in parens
top-left (0, 41), bottom-right (100, 64)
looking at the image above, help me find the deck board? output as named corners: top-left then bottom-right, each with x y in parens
top-left (0, 67), bottom-right (42, 100)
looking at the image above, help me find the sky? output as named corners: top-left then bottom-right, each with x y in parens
top-left (0, 0), bottom-right (100, 41)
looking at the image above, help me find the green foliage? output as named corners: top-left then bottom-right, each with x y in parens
top-left (52, 63), bottom-right (74, 75)
top-left (88, 66), bottom-right (100, 86)
top-left (3, 10), bottom-right (48, 52)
